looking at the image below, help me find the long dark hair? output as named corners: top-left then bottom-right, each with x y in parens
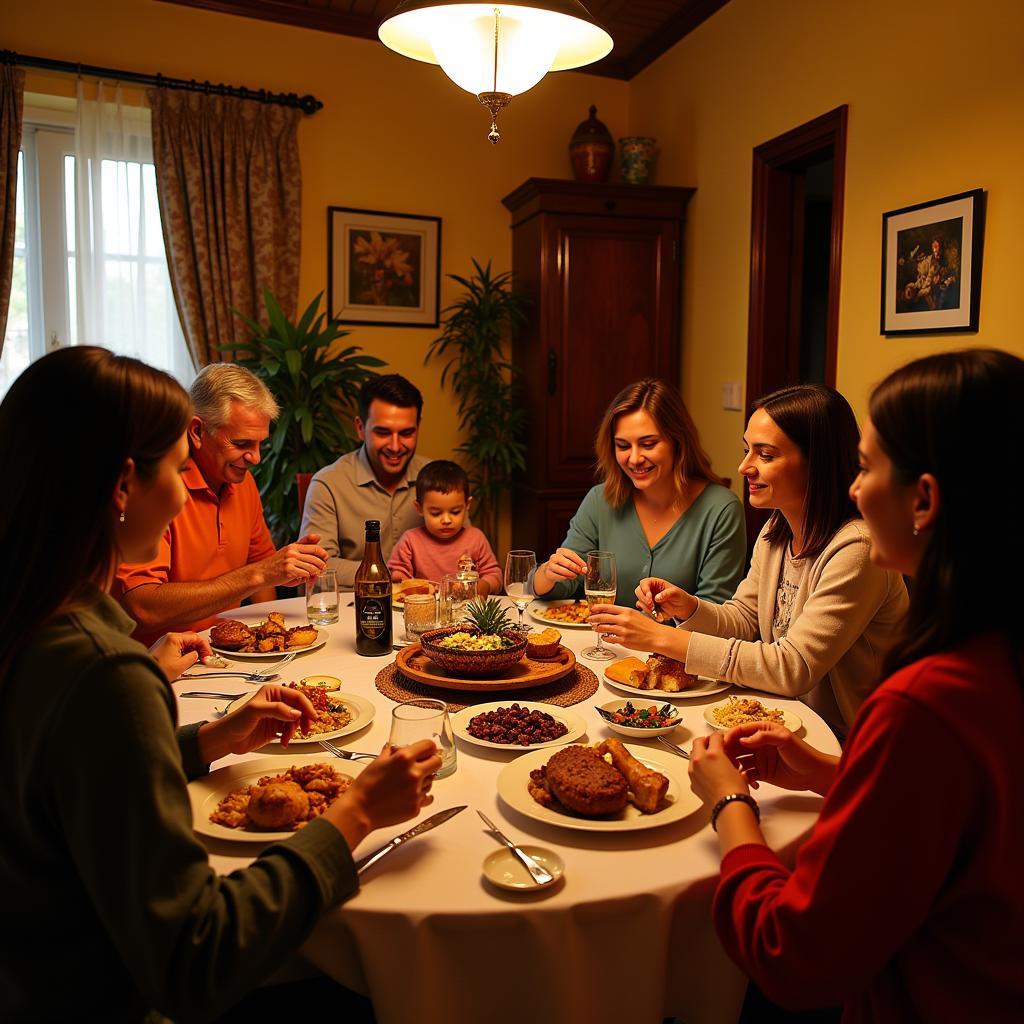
top-left (595, 379), bottom-right (728, 509)
top-left (758, 383), bottom-right (860, 558)
top-left (870, 349), bottom-right (1022, 674)
top-left (0, 347), bottom-right (191, 676)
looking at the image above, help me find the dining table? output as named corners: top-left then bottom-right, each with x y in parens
top-left (176, 596), bottom-right (842, 1024)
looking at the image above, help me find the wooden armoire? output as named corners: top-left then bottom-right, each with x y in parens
top-left (501, 178), bottom-right (695, 556)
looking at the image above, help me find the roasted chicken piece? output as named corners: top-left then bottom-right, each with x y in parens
top-left (286, 625), bottom-right (319, 648)
top-left (210, 619), bottom-right (254, 650)
top-left (597, 738), bottom-right (669, 814)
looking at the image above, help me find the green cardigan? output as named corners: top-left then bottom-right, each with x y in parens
top-left (540, 482), bottom-right (746, 607)
top-left (0, 592), bottom-right (357, 1021)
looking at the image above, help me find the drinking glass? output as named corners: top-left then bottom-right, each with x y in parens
top-left (441, 572), bottom-right (477, 626)
top-left (389, 698), bottom-right (457, 778)
top-left (582, 550), bottom-right (617, 661)
top-left (504, 549), bottom-right (537, 630)
top-left (306, 569), bottom-right (339, 625)
top-left (402, 592), bottom-right (438, 643)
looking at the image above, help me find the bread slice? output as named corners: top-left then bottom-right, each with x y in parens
top-left (646, 654), bottom-right (698, 692)
top-left (604, 656), bottom-right (649, 687)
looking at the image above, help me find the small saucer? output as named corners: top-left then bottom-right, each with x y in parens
top-left (482, 846), bottom-right (565, 891)
top-left (299, 674), bottom-right (342, 691)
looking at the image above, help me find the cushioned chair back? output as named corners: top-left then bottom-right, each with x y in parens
top-left (296, 472), bottom-right (313, 520)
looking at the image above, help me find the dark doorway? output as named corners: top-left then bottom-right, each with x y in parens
top-left (743, 106), bottom-right (848, 550)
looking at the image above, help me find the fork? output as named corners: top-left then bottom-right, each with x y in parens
top-left (180, 651), bottom-right (298, 683)
top-left (180, 691), bottom-right (246, 699)
top-left (318, 739), bottom-right (378, 761)
top-left (656, 735), bottom-right (691, 760)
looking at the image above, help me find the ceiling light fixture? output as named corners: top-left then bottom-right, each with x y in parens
top-left (379, 2), bottom-right (613, 144)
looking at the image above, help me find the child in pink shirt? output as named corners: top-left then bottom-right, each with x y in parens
top-left (387, 460), bottom-right (502, 595)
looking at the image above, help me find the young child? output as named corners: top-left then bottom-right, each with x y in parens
top-left (387, 460), bottom-right (502, 596)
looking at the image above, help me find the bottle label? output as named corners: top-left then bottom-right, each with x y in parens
top-left (358, 599), bottom-right (387, 639)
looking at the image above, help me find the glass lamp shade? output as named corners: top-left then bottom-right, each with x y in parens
top-left (379, 2), bottom-right (613, 97)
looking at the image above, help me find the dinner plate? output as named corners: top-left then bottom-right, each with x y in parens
top-left (603, 670), bottom-right (730, 701)
top-left (224, 690), bottom-right (376, 747)
top-left (528, 600), bottom-right (594, 629)
top-left (190, 754), bottom-right (363, 843)
top-left (496, 744), bottom-right (702, 832)
top-left (207, 621), bottom-right (328, 659)
top-left (702, 697), bottom-right (802, 733)
top-left (450, 701), bottom-right (586, 752)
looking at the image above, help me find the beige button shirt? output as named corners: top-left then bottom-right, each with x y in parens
top-left (300, 446), bottom-right (431, 589)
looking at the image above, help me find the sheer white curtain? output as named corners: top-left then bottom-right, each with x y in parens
top-left (74, 80), bottom-right (193, 382)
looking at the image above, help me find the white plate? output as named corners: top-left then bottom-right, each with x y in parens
top-left (224, 690), bottom-right (376, 747)
top-left (603, 669), bottom-right (731, 701)
top-left (482, 845), bottom-right (565, 891)
top-left (207, 620), bottom-right (328, 659)
top-left (596, 699), bottom-right (683, 738)
top-left (703, 698), bottom-right (802, 733)
top-left (189, 754), bottom-right (363, 842)
top-left (450, 701), bottom-right (586, 752)
top-left (528, 600), bottom-right (594, 629)
top-left (496, 744), bottom-right (702, 832)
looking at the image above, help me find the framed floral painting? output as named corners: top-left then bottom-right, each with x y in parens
top-left (328, 207), bottom-right (442, 327)
top-left (880, 189), bottom-right (985, 335)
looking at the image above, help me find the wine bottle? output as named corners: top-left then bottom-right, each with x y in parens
top-left (355, 519), bottom-right (393, 656)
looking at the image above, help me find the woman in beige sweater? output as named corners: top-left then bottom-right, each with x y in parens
top-left (590, 384), bottom-right (908, 735)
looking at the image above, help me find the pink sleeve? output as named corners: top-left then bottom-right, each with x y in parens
top-left (387, 531), bottom-right (416, 581)
top-left (469, 528), bottom-right (503, 593)
top-left (712, 688), bottom-right (977, 1009)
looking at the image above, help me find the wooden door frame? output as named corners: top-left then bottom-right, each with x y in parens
top-left (746, 104), bottom-right (848, 400)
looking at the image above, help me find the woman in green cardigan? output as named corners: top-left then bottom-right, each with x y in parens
top-left (531, 378), bottom-right (746, 608)
top-left (0, 347), bottom-right (441, 1022)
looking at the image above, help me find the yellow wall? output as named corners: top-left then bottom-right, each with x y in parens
top-left (629, 0), bottom-right (1024, 485)
top-left (9, 0), bottom-right (1022, 524)
top-left (6, 0), bottom-right (629, 551)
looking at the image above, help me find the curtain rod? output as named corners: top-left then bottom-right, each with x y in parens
top-left (2, 49), bottom-right (323, 115)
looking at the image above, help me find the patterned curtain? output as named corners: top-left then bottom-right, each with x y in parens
top-left (148, 87), bottom-right (302, 367)
top-left (0, 64), bottom-right (26, 353)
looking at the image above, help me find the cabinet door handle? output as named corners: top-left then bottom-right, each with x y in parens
top-left (547, 349), bottom-right (558, 395)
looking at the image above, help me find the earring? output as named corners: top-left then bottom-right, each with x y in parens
top-left (912, 526), bottom-right (919, 537)
top-left (119, 511), bottom-right (126, 524)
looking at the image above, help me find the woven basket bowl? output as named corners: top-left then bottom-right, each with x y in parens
top-left (419, 625), bottom-right (527, 677)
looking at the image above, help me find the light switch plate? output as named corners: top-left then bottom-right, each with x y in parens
top-left (722, 381), bottom-right (743, 411)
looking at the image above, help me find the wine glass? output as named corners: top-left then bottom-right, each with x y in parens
top-left (504, 549), bottom-right (537, 630)
top-left (582, 550), bottom-right (617, 661)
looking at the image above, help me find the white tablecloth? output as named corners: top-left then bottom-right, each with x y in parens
top-left (177, 598), bottom-right (841, 1024)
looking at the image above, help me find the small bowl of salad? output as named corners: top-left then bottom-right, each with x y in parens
top-left (595, 699), bottom-right (681, 738)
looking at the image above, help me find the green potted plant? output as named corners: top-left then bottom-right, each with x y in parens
top-left (425, 259), bottom-right (530, 544)
top-left (224, 289), bottom-right (386, 545)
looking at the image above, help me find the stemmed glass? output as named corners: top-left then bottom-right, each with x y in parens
top-left (582, 550), bottom-right (617, 661)
top-left (504, 549), bottom-right (537, 631)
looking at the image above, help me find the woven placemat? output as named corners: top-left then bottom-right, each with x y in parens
top-left (374, 662), bottom-right (599, 711)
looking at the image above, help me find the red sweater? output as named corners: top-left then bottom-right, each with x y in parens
top-left (713, 633), bottom-right (1024, 1022)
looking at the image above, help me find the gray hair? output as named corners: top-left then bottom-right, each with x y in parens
top-left (189, 363), bottom-right (279, 431)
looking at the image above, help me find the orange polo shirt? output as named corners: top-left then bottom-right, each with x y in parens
top-left (115, 458), bottom-right (277, 645)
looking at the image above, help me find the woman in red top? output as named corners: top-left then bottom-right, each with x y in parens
top-left (689, 349), bottom-right (1024, 1022)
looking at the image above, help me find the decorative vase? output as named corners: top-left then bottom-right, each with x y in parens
top-left (569, 105), bottom-right (614, 183)
top-left (619, 136), bottom-right (658, 185)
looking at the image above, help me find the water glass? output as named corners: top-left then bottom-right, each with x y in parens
top-left (441, 572), bottom-right (478, 626)
top-left (403, 592), bottom-right (438, 642)
top-left (306, 569), bottom-right (339, 624)
top-left (389, 698), bottom-right (457, 778)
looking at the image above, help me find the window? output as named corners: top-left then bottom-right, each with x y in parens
top-left (1, 107), bottom-right (194, 400)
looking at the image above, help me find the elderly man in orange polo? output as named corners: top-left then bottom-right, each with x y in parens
top-left (116, 363), bottom-right (327, 646)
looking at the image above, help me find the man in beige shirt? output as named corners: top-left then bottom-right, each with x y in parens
top-left (301, 374), bottom-right (430, 588)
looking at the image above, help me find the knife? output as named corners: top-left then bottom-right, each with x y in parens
top-left (354, 805), bottom-right (466, 876)
top-left (477, 809), bottom-right (555, 885)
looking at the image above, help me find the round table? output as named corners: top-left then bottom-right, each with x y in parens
top-left (177, 597), bottom-right (841, 1024)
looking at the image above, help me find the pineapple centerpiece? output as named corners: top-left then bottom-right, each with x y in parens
top-left (420, 597), bottom-right (528, 676)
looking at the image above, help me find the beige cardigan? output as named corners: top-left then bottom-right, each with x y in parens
top-left (682, 519), bottom-right (908, 734)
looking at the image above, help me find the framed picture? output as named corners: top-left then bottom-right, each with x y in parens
top-left (881, 188), bottom-right (985, 335)
top-left (328, 206), bottom-right (442, 327)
